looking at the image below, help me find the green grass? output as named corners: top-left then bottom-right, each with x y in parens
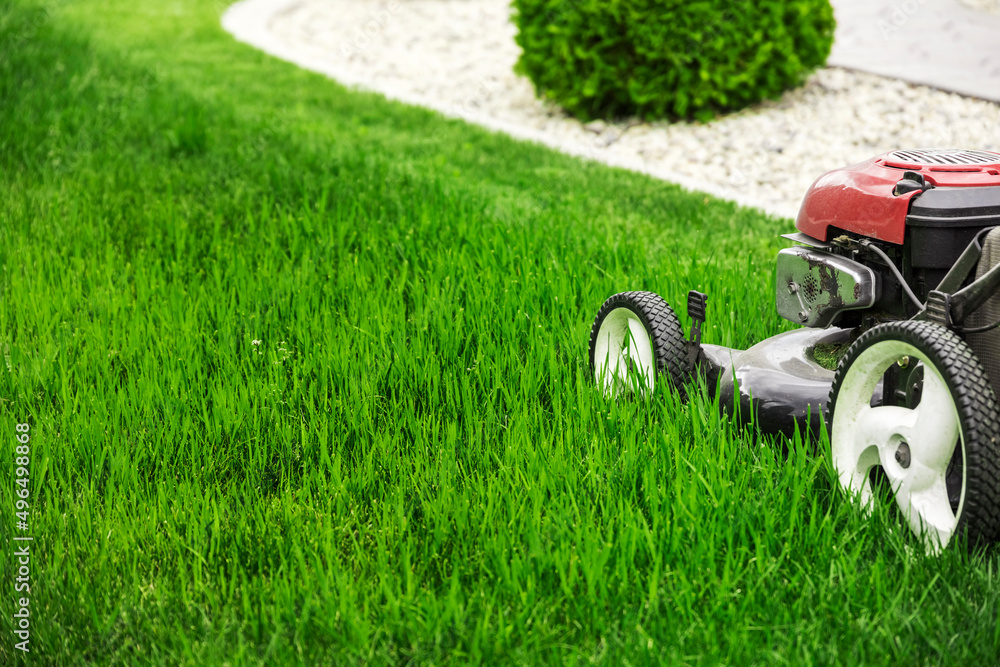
top-left (2, 0), bottom-right (999, 663)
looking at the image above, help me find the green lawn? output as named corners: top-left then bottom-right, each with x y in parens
top-left (2, 0), bottom-right (999, 664)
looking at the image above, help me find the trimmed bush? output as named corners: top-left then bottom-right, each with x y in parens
top-left (512, 0), bottom-right (836, 121)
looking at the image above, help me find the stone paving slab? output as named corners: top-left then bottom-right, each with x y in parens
top-left (829, 0), bottom-right (1000, 102)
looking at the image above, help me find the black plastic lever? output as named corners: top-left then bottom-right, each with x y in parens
top-left (687, 291), bottom-right (708, 368)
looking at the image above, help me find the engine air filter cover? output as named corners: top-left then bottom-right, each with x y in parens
top-left (885, 149), bottom-right (1000, 171)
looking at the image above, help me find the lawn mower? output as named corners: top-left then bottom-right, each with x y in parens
top-left (589, 149), bottom-right (1000, 552)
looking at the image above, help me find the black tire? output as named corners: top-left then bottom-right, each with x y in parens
top-left (588, 291), bottom-right (688, 397)
top-left (827, 320), bottom-right (1000, 550)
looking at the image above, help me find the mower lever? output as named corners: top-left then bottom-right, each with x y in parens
top-left (893, 171), bottom-right (934, 196)
top-left (922, 291), bottom-right (952, 327)
top-left (687, 291), bottom-right (708, 369)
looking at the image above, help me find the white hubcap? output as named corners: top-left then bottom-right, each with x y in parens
top-left (593, 308), bottom-right (655, 396)
top-left (831, 340), bottom-right (964, 552)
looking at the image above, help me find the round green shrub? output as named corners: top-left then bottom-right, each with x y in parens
top-left (512, 0), bottom-right (836, 121)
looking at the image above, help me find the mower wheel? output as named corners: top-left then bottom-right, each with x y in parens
top-left (828, 320), bottom-right (1000, 551)
top-left (588, 291), bottom-right (688, 398)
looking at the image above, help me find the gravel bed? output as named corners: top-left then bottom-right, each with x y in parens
top-left (249, 0), bottom-right (1000, 218)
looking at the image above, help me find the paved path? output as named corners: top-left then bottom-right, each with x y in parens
top-left (829, 0), bottom-right (1000, 102)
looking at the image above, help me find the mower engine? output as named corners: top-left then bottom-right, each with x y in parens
top-left (779, 149), bottom-right (1000, 392)
top-left (588, 148), bottom-right (1000, 552)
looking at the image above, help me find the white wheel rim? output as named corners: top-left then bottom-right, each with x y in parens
top-left (593, 308), bottom-right (656, 396)
top-left (831, 340), bottom-right (965, 552)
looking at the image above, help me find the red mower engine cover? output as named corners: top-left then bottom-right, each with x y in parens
top-left (796, 150), bottom-right (1000, 244)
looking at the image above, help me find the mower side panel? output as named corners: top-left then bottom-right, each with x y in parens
top-left (795, 158), bottom-right (916, 244)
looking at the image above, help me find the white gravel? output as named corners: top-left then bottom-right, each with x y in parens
top-left (229, 0), bottom-right (1000, 218)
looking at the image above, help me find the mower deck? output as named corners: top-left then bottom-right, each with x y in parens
top-left (701, 327), bottom-right (854, 437)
